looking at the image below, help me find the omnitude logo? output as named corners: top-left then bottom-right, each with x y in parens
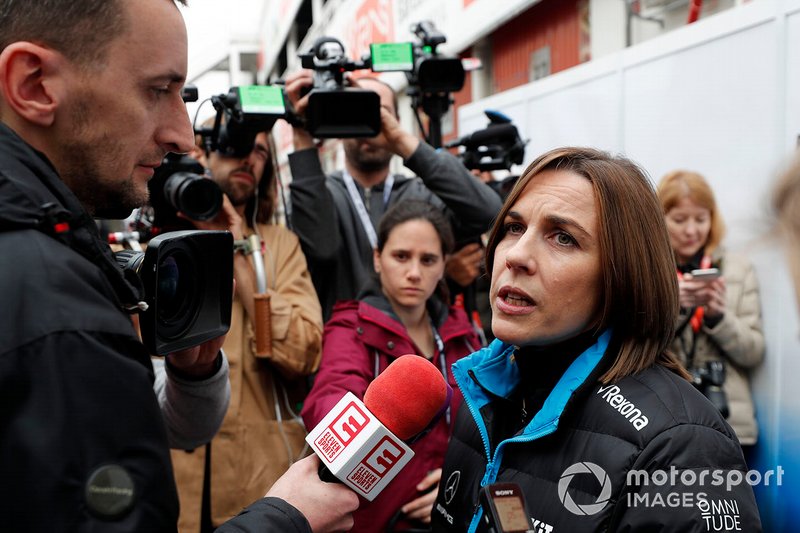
top-left (558, 462), bottom-right (612, 516)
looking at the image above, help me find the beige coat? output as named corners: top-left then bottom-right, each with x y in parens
top-left (670, 250), bottom-right (764, 445)
top-left (171, 224), bottom-right (322, 531)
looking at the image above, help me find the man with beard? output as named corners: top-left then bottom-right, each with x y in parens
top-left (172, 131), bottom-right (325, 532)
top-left (0, 0), bottom-right (357, 531)
top-left (285, 73), bottom-right (503, 320)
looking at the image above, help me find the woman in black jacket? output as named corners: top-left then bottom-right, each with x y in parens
top-left (430, 147), bottom-right (761, 532)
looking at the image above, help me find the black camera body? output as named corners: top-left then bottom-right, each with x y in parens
top-left (368, 21), bottom-right (467, 148)
top-left (202, 85), bottom-right (287, 158)
top-left (115, 230), bottom-right (233, 356)
top-left (147, 153), bottom-right (223, 230)
top-left (298, 37), bottom-right (381, 138)
top-left (447, 110), bottom-right (526, 172)
top-left (408, 21), bottom-right (466, 95)
top-left (691, 360), bottom-right (730, 418)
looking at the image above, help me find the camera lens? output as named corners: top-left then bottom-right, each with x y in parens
top-left (164, 172), bottom-right (223, 221)
top-left (156, 250), bottom-right (198, 337)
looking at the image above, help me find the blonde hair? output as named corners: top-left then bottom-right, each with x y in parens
top-left (657, 170), bottom-right (726, 256)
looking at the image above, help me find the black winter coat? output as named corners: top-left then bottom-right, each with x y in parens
top-left (0, 123), bottom-right (310, 532)
top-left (431, 331), bottom-right (762, 532)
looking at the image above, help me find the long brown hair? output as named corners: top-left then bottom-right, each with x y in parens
top-left (485, 147), bottom-right (689, 383)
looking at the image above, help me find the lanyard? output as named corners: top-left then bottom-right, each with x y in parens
top-left (342, 170), bottom-right (394, 249)
top-left (430, 318), bottom-right (451, 426)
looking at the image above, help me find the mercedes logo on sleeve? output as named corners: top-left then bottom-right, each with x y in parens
top-left (444, 471), bottom-right (461, 504)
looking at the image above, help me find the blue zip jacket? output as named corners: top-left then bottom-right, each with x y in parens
top-left (432, 331), bottom-right (761, 532)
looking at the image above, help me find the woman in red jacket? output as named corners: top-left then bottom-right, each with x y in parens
top-left (301, 200), bottom-right (481, 532)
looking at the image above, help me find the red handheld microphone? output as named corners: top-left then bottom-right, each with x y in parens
top-left (364, 354), bottom-right (453, 440)
top-left (306, 354), bottom-right (452, 500)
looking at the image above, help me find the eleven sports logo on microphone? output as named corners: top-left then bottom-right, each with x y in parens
top-left (307, 392), bottom-right (414, 500)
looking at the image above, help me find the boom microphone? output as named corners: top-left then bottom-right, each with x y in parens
top-left (445, 123), bottom-right (519, 150)
top-left (306, 354), bottom-right (452, 500)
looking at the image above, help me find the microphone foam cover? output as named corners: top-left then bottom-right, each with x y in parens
top-left (363, 354), bottom-right (451, 440)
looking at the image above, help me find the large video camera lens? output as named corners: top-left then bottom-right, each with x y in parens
top-left (114, 231), bottom-right (233, 355)
top-left (163, 172), bottom-right (222, 222)
top-left (154, 251), bottom-right (194, 331)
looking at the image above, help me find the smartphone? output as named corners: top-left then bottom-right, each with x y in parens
top-left (689, 268), bottom-right (721, 281)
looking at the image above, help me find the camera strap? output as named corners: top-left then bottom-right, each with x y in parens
top-left (342, 170), bottom-right (394, 249)
top-left (2, 202), bottom-right (146, 312)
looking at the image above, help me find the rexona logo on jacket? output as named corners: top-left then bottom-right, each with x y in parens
top-left (597, 385), bottom-right (649, 431)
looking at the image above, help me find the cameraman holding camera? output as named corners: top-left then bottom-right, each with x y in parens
top-left (171, 129), bottom-right (325, 532)
top-left (0, 1), bottom-right (356, 531)
top-left (285, 71), bottom-right (503, 320)
top-left (657, 170), bottom-right (765, 451)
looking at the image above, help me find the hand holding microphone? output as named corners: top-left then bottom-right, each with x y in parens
top-left (264, 454), bottom-right (359, 533)
top-left (306, 354), bottom-right (452, 500)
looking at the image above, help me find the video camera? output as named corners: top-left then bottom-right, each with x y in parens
top-left (370, 21), bottom-right (465, 95)
top-left (114, 231), bottom-right (233, 356)
top-left (296, 37), bottom-right (380, 138)
top-left (369, 21), bottom-right (470, 148)
top-left (446, 110), bottom-right (527, 172)
top-left (144, 85), bottom-right (222, 232)
top-left (200, 85), bottom-right (287, 158)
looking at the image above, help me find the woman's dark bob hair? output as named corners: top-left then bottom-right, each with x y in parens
top-left (485, 147), bottom-right (688, 383)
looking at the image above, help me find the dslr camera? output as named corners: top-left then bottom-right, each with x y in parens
top-left (691, 360), bottom-right (730, 418)
top-left (297, 37), bottom-right (381, 138)
top-left (147, 153), bottom-right (222, 230)
top-left (147, 85), bottom-right (222, 232)
top-left (147, 85), bottom-right (287, 233)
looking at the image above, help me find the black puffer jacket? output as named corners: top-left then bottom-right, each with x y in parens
top-left (0, 124), bottom-right (309, 532)
top-left (431, 331), bottom-right (762, 532)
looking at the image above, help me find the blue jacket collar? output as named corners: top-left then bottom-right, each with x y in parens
top-left (453, 329), bottom-right (612, 436)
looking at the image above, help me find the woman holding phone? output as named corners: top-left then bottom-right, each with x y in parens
top-left (657, 170), bottom-right (765, 449)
